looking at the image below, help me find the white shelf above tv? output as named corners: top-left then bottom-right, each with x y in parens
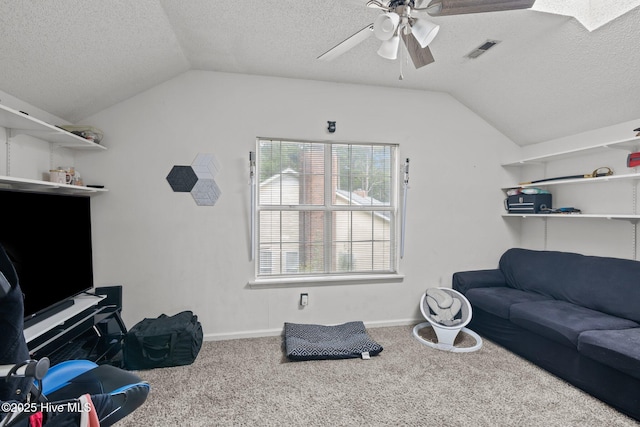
top-left (0, 175), bottom-right (107, 195)
top-left (0, 103), bottom-right (105, 150)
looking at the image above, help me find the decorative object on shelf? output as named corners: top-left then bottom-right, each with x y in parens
top-left (506, 187), bottom-right (549, 196)
top-left (166, 153), bottom-right (221, 206)
top-left (628, 152), bottom-right (640, 167)
top-left (55, 166), bottom-right (84, 186)
top-left (505, 193), bottom-right (552, 214)
top-left (58, 125), bottom-right (104, 144)
top-left (519, 166), bottom-right (613, 185)
top-left (540, 207), bottom-right (582, 214)
top-left (49, 169), bottom-right (71, 184)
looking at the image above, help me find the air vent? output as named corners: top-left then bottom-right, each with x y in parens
top-left (465, 40), bottom-right (501, 59)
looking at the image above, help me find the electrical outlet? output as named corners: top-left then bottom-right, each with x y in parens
top-left (300, 293), bottom-right (309, 307)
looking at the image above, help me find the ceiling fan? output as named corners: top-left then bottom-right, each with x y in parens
top-left (317, 0), bottom-right (536, 70)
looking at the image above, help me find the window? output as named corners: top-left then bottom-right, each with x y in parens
top-left (255, 138), bottom-right (398, 279)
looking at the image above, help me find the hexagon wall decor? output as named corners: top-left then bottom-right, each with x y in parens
top-left (166, 165), bottom-right (198, 192)
top-left (166, 153), bottom-right (221, 206)
top-left (191, 179), bottom-right (221, 206)
top-left (191, 153), bottom-right (220, 180)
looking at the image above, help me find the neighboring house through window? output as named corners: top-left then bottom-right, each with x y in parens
top-left (256, 138), bottom-right (398, 280)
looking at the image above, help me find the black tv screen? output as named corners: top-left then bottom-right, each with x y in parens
top-left (0, 190), bottom-right (94, 323)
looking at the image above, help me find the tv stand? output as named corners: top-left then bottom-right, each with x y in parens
top-left (23, 299), bottom-right (75, 329)
top-left (25, 286), bottom-right (126, 366)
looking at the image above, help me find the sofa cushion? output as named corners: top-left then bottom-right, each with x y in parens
top-left (452, 269), bottom-right (507, 294)
top-left (499, 248), bottom-right (640, 323)
top-left (466, 287), bottom-right (551, 319)
top-left (510, 300), bottom-right (639, 348)
top-left (578, 328), bottom-right (640, 381)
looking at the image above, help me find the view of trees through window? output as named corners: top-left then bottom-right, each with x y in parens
top-left (257, 139), bottom-right (397, 277)
top-left (259, 141), bottom-right (392, 203)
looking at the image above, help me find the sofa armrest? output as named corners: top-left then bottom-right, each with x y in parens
top-left (452, 269), bottom-right (507, 294)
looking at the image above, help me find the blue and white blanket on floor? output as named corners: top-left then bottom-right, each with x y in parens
top-left (284, 321), bottom-right (383, 361)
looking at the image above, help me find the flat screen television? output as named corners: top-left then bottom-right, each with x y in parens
top-left (0, 190), bottom-right (94, 326)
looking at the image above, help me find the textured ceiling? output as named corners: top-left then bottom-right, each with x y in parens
top-left (0, 1), bottom-right (638, 146)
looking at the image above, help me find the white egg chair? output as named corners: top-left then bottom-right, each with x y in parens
top-left (412, 287), bottom-right (482, 353)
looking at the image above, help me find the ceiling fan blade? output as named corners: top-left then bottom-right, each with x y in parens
top-left (317, 24), bottom-right (374, 61)
top-left (401, 32), bottom-right (435, 69)
top-left (424, 0), bottom-right (535, 16)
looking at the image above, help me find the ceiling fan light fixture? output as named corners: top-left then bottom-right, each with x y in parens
top-left (377, 34), bottom-right (400, 60)
top-left (373, 12), bottom-right (400, 41)
top-left (366, 0), bottom-right (388, 10)
top-left (410, 18), bottom-right (440, 48)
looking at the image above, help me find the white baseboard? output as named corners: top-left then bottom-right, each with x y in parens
top-left (363, 318), bottom-right (422, 328)
top-left (204, 328), bottom-right (283, 341)
top-left (203, 318), bottom-right (422, 342)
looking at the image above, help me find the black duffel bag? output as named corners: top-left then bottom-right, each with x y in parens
top-left (124, 310), bottom-right (203, 370)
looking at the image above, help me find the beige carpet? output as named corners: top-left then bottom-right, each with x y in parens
top-left (117, 325), bottom-right (638, 426)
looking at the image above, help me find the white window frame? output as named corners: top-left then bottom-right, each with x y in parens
top-left (249, 138), bottom-right (404, 287)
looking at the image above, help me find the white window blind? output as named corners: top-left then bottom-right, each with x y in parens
top-left (255, 138), bottom-right (398, 278)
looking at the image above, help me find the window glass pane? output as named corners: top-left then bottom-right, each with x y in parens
top-left (258, 210), bottom-right (325, 276)
top-left (298, 143), bottom-right (325, 206)
top-left (371, 145), bottom-right (392, 205)
top-left (259, 251), bottom-right (273, 274)
top-left (372, 241), bottom-right (391, 271)
top-left (350, 242), bottom-right (373, 272)
top-left (333, 144), bottom-right (391, 206)
top-left (259, 211), bottom-right (280, 247)
top-left (259, 140), bottom-right (324, 206)
top-left (333, 210), bottom-right (391, 273)
top-left (285, 252), bottom-right (299, 273)
top-left (299, 243), bottom-right (325, 275)
top-left (280, 211), bottom-right (299, 243)
top-left (351, 211), bottom-right (373, 242)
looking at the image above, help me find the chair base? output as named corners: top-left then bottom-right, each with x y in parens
top-left (412, 322), bottom-right (483, 353)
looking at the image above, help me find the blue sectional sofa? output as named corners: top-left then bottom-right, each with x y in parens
top-left (452, 248), bottom-right (640, 421)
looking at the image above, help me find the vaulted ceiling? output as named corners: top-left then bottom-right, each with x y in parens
top-left (1, 1), bottom-right (639, 146)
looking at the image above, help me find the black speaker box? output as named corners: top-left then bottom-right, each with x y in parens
top-left (96, 285), bottom-right (122, 308)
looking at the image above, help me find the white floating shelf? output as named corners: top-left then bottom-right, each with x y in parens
top-left (502, 213), bottom-right (640, 223)
top-left (502, 136), bottom-right (640, 166)
top-left (0, 103), bottom-right (106, 150)
top-left (0, 175), bottom-right (107, 195)
top-left (502, 172), bottom-right (640, 190)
